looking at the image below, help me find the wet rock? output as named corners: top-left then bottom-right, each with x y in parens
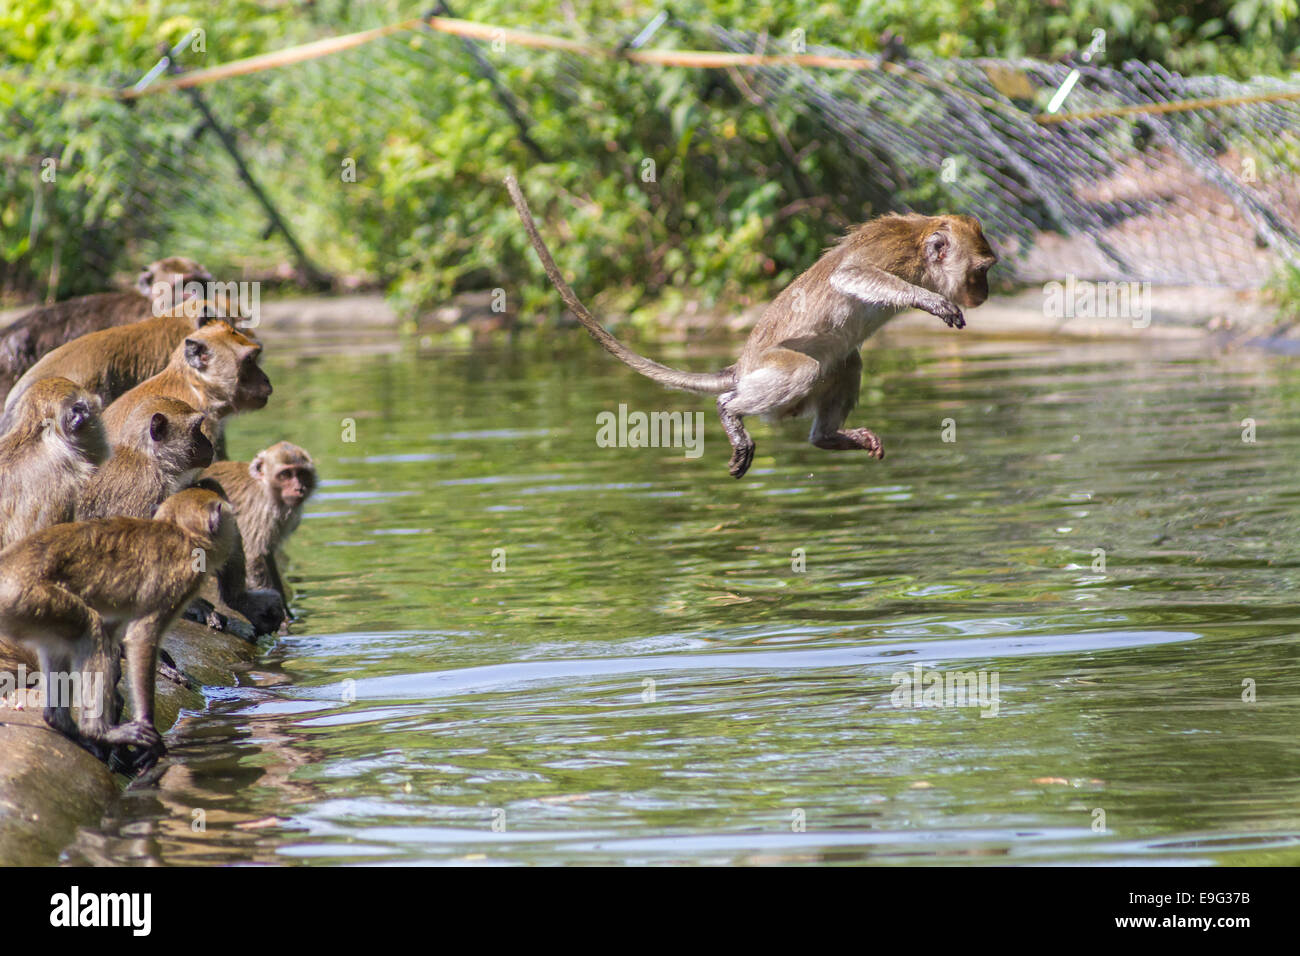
top-left (0, 608), bottom-right (263, 863)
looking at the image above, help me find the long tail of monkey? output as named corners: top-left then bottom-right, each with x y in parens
top-left (505, 175), bottom-right (736, 396)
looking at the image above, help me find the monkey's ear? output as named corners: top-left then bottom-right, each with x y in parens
top-left (184, 339), bottom-right (211, 370)
top-left (249, 452), bottom-right (267, 480)
top-left (149, 413), bottom-right (168, 442)
top-left (924, 231), bottom-right (950, 264)
top-left (207, 501), bottom-right (226, 536)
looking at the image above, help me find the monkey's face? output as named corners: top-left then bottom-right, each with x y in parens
top-left (274, 463), bottom-right (314, 508)
top-left (924, 216), bottom-right (998, 309)
top-left (138, 256), bottom-right (213, 307)
top-left (253, 443), bottom-right (316, 510)
top-left (235, 352), bottom-right (273, 412)
top-left (182, 326), bottom-right (272, 411)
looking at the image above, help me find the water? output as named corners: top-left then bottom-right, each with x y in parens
top-left (63, 326), bottom-right (1300, 865)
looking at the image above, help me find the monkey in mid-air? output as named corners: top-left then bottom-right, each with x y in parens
top-left (0, 377), bottom-right (108, 549)
top-left (76, 396), bottom-right (215, 521)
top-left (506, 176), bottom-right (997, 478)
top-left (4, 298), bottom-right (242, 415)
top-left (203, 441), bottom-right (316, 604)
top-left (0, 256), bottom-right (211, 398)
top-left (101, 320), bottom-right (271, 449)
top-left (0, 485), bottom-right (236, 769)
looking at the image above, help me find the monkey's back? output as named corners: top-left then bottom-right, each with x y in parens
top-left (0, 517), bottom-right (202, 615)
top-left (7, 314), bottom-right (192, 412)
top-left (736, 232), bottom-right (903, 375)
top-left (0, 293), bottom-right (154, 399)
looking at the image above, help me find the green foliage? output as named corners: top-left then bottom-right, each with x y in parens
top-left (2, 0), bottom-right (1298, 315)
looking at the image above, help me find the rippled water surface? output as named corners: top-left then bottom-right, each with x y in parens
top-left (64, 326), bottom-right (1300, 865)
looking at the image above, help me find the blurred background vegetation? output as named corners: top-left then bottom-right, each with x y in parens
top-left (2, 0), bottom-right (1299, 321)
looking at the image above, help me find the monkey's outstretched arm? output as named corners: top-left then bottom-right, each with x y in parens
top-left (829, 264), bottom-right (965, 329)
top-left (505, 175), bottom-right (735, 395)
top-left (216, 526), bottom-right (286, 635)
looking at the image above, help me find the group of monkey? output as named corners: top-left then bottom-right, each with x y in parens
top-left (0, 257), bottom-right (317, 772)
top-left (0, 177), bottom-right (1000, 776)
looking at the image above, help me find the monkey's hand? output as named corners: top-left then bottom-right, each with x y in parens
top-left (105, 720), bottom-right (165, 775)
top-left (234, 588), bottom-right (288, 637)
top-left (922, 294), bottom-right (965, 329)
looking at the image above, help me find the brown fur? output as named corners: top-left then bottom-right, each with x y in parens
top-left (101, 322), bottom-right (271, 446)
top-left (507, 176), bottom-right (997, 477)
top-left (0, 486), bottom-right (235, 768)
top-left (0, 377), bottom-right (108, 548)
top-left (77, 397), bottom-right (215, 520)
top-left (0, 257), bottom-right (211, 398)
top-left (203, 442), bottom-right (316, 600)
top-left (3, 299), bottom-right (244, 415)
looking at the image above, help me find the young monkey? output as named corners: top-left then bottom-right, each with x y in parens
top-left (202, 441), bottom-right (316, 603)
top-left (0, 485), bottom-right (236, 770)
top-left (506, 176), bottom-right (997, 478)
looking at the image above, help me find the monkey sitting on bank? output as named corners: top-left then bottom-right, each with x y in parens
top-left (4, 298), bottom-right (247, 416)
top-left (0, 484), bottom-right (236, 770)
top-left (506, 176), bottom-right (997, 478)
top-left (0, 256), bottom-right (211, 399)
top-left (101, 320), bottom-right (271, 451)
top-left (76, 396), bottom-right (215, 521)
top-left (203, 441), bottom-right (317, 607)
top-left (0, 377), bottom-right (108, 549)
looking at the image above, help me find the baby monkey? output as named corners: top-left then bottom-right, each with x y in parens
top-left (506, 176), bottom-right (997, 478)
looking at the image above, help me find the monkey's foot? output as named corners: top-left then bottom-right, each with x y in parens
top-left (812, 428), bottom-right (885, 459)
top-left (106, 721), bottom-right (166, 776)
top-left (183, 597), bottom-right (228, 630)
top-left (158, 654), bottom-right (197, 691)
top-left (727, 441), bottom-right (756, 479)
top-left (102, 719), bottom-right (163, 752)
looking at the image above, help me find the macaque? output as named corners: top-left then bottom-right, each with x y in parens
top-left (0, 377), bottom-right (108, 549)
top-left (4, 299), bottom-right (242, 415)
top-left (0, 485), bottom-right (236, 769)
top-left (203, 442), bottom-right (316, 601)
top-left (0, 256), bottom-right (211, 398)
top-left (101, 321), bottom-right (271, 448)
top-left (76, 396), bottom-right (215, 521)
top-left (506, 175), bottom-right (997, 478)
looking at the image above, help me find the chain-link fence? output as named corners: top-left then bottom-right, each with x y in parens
top-left (707, 26), bottom-right (1300, 289)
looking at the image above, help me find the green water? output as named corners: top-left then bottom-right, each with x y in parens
top-left (64, 327), bottom-right (1300, 865)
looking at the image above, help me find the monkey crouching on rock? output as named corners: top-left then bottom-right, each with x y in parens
top-left (506, 175), bottom-right (997, 478)
top-left (101, 318), bottom-right (272, 460)
top-left (76, 396), bottom-right (216, 521)
top-left (203, 441), bottom-right (316, 608)
top-left (0, 485), bottom-right (237, 771)
top-left (0, 377), bottom-right (108, 549)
